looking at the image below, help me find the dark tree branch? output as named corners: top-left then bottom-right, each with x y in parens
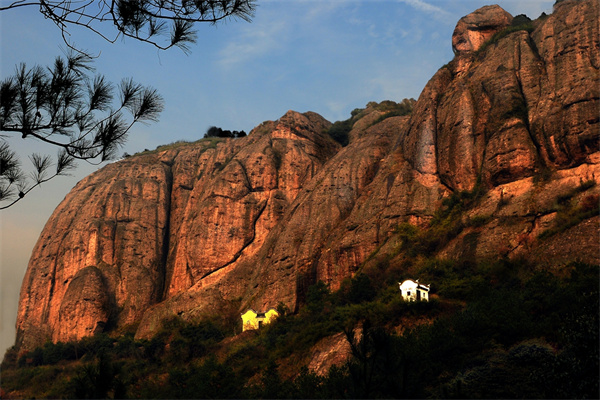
top-left (1, 0), bottom-right (256, 55)
top-left (0, 52), bottom-right (163, 208)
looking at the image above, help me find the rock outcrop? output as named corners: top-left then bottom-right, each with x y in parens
top-left (15, 0), bottom-right (599, 351)
top-left (452, 5), bottom-right (513, 54)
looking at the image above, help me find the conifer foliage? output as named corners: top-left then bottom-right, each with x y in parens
top-left (0, 0), bottom-right (256, 54)
top-left (0, 53), bottom-right (164, 209)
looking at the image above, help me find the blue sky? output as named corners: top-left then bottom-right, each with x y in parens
top-left (0, 0), bottom-right (554, 354)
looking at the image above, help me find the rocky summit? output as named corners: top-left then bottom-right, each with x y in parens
top-left (15, 0), bottom-right (599, 352)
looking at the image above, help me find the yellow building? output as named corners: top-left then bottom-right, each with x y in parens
top-left (241, 308), bottom-right (279, 331)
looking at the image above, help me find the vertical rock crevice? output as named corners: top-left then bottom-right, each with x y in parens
top-left (158, 158), bottom-right (175, 303)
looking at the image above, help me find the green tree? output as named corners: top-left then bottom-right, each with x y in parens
top-left (256, 360), bottom-right (295, 399)
top-left (348, 274), bottom-right (376, 304)
top-left (168, 356), bottom-right (243, 398)
top-left (306, 280), bottom-right (331, 314)
top-left (69, 352), bottom-right (126, 399)
top-left (0, 52), bottom-right (163, 209)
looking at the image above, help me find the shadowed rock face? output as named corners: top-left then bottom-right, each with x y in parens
top-left (15, 0), bottom-right (599, 351)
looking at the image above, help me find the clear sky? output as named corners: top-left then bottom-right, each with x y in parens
top-left (0, 0), bottom-right (554, 355)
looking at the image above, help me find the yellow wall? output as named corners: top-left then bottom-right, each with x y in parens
top-left (264, 309), bottom-right (279, 324)
top-left (241, 308), bottom-right (279, 331)
top-left (241, 309), bottom-right (258, 331)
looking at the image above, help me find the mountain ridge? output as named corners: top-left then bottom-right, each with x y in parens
top-left (14, 0), bottom-right (599, 353)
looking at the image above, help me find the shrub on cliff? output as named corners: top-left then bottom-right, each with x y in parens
top-left (204, 126), bottom-right (247, 138)
top-left (326, 99), bottom-right (415, 146)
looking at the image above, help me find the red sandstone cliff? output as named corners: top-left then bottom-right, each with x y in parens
top-left (15, 0), bottom-right (599, 351)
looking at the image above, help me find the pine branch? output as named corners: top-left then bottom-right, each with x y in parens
top-left (1, 0), bottom-right (256, 55)
top-left (0, 53), bottom-right (163, 209)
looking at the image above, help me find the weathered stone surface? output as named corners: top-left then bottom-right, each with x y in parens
top-left (16, 157), bottom-right (172, 350)
top-left (307, 332), bottom-right (353, 376)
top-left (452, 5), bottom-right (513, 54)
top-left (242, 114), bottom-right (407, 311)
top-left (15, 0), bottom-right (600, 351)
top-left (16, 110), bottom-right (339, 346)
top-left (529, 0), bottom-right (600, 167)
top-left (164, 110), bottom-right (336, 301)
top-left (54, 266), bottom-right (110, 342)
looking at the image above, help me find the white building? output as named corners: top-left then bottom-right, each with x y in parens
top-left (399, 279), bottom-right (430, 302)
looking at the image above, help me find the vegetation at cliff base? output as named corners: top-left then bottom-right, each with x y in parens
top-left (2, 259), bottom-right (597, 399)
top-left (539, 179), bottom-right (599, 239)
top-left (2, 172), bottom-right (597, 399)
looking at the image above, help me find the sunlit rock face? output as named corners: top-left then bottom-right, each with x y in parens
top-left (433, 0), bottom-right (598, 190)
top-left (16, 110), bottom-right (338, 349)
top-left (16, 0), bottom-right (599, 351)
top-left (16, 154), bottom-right (173, 350)
top-left (163, 110), bottom-right (337, 300)
top-left (452, 5), bottom-right (513, 54)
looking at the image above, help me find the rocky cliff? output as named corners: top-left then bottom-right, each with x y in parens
top-left (15, 0), bottom-right (599, 352)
